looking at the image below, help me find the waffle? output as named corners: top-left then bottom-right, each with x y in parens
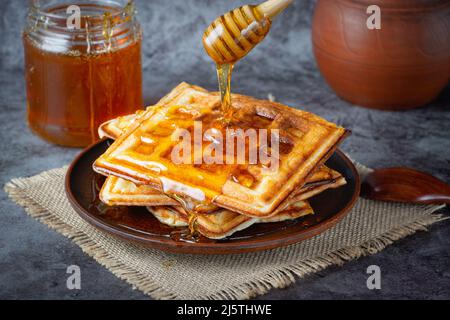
top-left (295, 165), bottom-right (347, 201)
top-left (98, 111), bottom-right (347, 205)
top-left (94, 82), bottom-right (349, 217)
top-left (148, 200), bottom-right (313, 239)
top-left (100, 175), bottom-right (178, 207)
top-left (100, 166), bottom-right (345, 209)
top-left (98, 111), bottom-right (346, 208)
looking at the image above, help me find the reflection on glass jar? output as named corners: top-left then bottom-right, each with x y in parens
top-left (23, 0), bottom-right (143, 147)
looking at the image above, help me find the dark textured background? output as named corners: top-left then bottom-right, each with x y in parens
top-left (0, 0), bottom-right (449, 299)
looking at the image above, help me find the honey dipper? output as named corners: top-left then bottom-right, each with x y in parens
top-left (202, 0), bottom-right (294, 64)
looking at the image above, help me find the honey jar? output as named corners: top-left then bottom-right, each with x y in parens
top-left (23, 0), bottom-right (143, 147)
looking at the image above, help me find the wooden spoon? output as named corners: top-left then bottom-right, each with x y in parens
top-left (361, 167), bottom-right (450, 204)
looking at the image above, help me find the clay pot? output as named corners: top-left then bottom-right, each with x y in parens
top-left (312, 0), bottom-right (450, 110)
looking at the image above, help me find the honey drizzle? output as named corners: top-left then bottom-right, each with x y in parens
top-left (216, 63), bottom-right (234, 121)
top-left (170, 193), bottom-right (201, 241)
top-left (142, 104), bottom-right (279, 241)
top-left (203, 5), bottom-right (272, 121)
top-left (152, 107), bottom-right (274, 240)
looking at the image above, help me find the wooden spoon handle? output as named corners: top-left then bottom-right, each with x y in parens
top-left (257, 0), bottom-right (294, 19)
top-left (362, 167), bottom-right (450, 204)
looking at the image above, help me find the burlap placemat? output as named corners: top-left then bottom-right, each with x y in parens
top-left (4, 164), bottom-right (446, 300)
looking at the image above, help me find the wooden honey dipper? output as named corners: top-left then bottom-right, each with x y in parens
top-left (202, 0), bottom-right (294, 64)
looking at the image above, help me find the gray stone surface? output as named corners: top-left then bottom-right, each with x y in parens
top-left (0, 0), bottom-right (449, 299)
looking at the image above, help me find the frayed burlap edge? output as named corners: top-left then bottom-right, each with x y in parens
top-left (5, 178), bottom-right (177, 300)
top-left (205, 209), bottom-right (446, 300)
top-left (4, 175), bottom-right (447, 300)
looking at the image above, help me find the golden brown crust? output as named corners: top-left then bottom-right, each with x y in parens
top-left (99, 168), bottom-right (345, 210)
top-left (100, 176), bottom-right (179, 206)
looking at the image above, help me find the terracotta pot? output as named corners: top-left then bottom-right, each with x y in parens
top-left (312, 0), bottom-right (450, 110)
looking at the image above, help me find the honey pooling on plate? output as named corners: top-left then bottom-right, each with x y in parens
top-left (202, 0), bottom-right (293, 120)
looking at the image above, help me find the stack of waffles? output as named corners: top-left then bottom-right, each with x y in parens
top-left (93, 83), bottom-right (349, 239)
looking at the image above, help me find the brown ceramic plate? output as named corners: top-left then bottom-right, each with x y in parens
top-left (65, 139), bottom-right (360, 254)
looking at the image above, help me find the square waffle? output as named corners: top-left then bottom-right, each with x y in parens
top-left (98, 111), bottom-right (346, 208)
top-left (94, 82), bottom-right (349, 217)
top-left (100, 166), bottom-right (345, 208)
top-left (98, 109), bottom-right (346, 209)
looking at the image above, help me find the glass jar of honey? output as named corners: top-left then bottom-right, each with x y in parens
top-left (23, 0), bottom-right (143, 147)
